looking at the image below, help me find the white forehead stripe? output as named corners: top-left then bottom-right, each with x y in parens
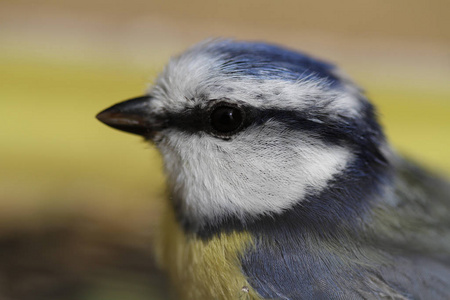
top-left (149, 49), bottom-right (364, 118)
top-left (159, 123), bottom-right (352, 226)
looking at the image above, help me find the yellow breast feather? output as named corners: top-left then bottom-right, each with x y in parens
top-left (155, 206), bottom-right (261, 300)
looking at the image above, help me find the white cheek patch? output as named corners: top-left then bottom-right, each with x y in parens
top-left (157, 122), bottom-right (352, 226)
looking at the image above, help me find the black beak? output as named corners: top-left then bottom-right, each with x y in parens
top-left (96, 96), bottom-right (160, 136)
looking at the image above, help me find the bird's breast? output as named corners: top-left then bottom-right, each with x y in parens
top-left (154, 206), bottom-right (262, 300)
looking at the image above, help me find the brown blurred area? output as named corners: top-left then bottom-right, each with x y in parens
top-left (3, 0), bottom-right (450, 76)
top-left (1, 1), bottom-right (449, 299)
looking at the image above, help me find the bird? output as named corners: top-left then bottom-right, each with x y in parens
top-left (96, 39), bottom-right (450, 300)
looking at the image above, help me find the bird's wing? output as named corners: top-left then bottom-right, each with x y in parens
top-left (366, 158), bottom-right (450, 299)
top-left (371, 158), bottom-right (450, 255)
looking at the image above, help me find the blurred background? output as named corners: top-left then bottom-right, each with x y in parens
top-left (1, 0), bottom-right (449, 299)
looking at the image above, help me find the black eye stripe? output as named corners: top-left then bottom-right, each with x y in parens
top-left (164, 101), bottom-right (381, 153)
top-left (166, 106), bottom-right (340, 140)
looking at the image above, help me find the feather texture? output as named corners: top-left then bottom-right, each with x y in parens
top-left (97, 39), bottom-right (450, 299)
top-left (241, 157), bottom-right (450, 299)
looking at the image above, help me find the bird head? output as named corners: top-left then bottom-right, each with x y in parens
top-left (97, 39), bottom-right (389, 232)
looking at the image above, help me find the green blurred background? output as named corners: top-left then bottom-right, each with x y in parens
top-left (1, 0), bottom-right (449, 299)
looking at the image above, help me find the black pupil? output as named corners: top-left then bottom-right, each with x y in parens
top-left (210, 106), bottom-right (243, 133)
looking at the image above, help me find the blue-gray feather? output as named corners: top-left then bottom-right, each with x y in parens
top-left (98, 39), bottom-right (450, 299)
top-left (241, 158), bottom-right (450, 299)
top-left (193, 41), bottom-right (450, 299)
top-left (205, 40), bottom-right (340, 84)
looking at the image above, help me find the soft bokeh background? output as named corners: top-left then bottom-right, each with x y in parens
top-left (1, 1), bottom-right (449, 299)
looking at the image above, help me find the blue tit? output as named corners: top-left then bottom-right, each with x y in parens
top-left (96, 39), bottom-right (450, 300)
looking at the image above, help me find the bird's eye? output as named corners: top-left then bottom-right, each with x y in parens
top-left (209, 104), bottom-right (245, 137)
